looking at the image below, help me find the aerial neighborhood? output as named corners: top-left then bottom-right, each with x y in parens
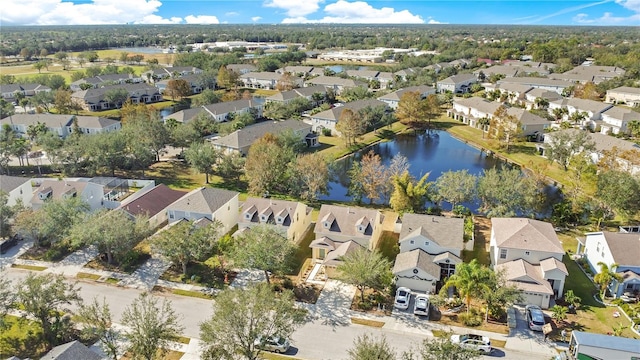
top-left (1, 23), bottom-right (640, 360)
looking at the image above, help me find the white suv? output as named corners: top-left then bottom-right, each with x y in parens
top-left (394, 287), bottom-right (411, 310)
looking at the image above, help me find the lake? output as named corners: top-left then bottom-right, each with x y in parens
top-left (321, 130), bottom-right (506, 208)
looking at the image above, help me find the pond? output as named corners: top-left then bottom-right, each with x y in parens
top-left (326, 65), bottom-right (374, 74)
top-left (321, 130), bottom-right (507, 209)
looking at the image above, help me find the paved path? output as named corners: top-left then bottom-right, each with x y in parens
top-left (44, 245), bottom-right (100, 276)
top-left (229, 269), bottom-right (267, 289)
top-left (118, 257), bottom-right (172, 291)
top-left (0, 239), bottom-right (33, 270)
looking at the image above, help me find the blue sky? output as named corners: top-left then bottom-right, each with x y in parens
top-left (2, 0), bottom-right (639, 26)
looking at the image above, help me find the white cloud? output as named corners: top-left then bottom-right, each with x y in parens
top-left (184, 15), bottom-right (220, 24)
top-left (282, 0), bottom-right (424, 23)
top-left (264, 0), bottom-right (323, 17)
top-left (573, 11), bottom-right (640, 24)
top-left (225, 11), bottom-right (239, 16)
top-left (252, 16), bottom-right (263, 22)
top-left (0, 0), bottom-right (219, 25)
top-left (427, 18), bottom-right (446, 24)
top-left (616, 0), bottom-right (640, 12)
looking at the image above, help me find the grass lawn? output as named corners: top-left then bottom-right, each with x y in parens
top-left (120, 349), bottom-right (184, 360)
top-left (143, 161), bottom-right (204, 190)
top-left (377, 231), bottom-right (399, 263)
top-left (260, 353), bottom-right (304, 360)
top-left (351, 317), bottom-right (385, 327)
top-left (461, 216), bottom-right (491, 265)
top-left (11, 264), bottom-right (47, 271)
top-left (159, 257), bottom-right (233, 290)
top-left (317, 122), bottom-right (409, 160)
top-left (0, 315), bottom-right (47, 359)
top-left (77, 272), bottom-right (101, 281)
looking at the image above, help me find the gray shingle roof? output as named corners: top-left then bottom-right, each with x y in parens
top-left (399, 214), bottom-right (464, 250)
top-left (600, 231), bottom-right (640, 267)
top-left (202, 99), bottom-right (261, 116)
top-left (311, 99), bottom-right (387, 122)
top-left (305, 76), bottom-right (366, 88)
top-left (572, 331), bottom-right (640, 353)
top-left (40, 340), bottom-right (102, 360)
top-left (0, 114), bottom-right (118, 130)
top-left (0, 175), bottom-right (31, 193)
top-left (393, 249), bottom-right (442, 277)
top-left (491, 218), bottom-right (563, 254)
top-left (211, 119), bottom-right (311, 151)
top-left (602, 106), bottom-right (640, 122)
top-left (164, 107), bottom-right (207, 123)
top-left (168, 187), bottom-right (238, 214)
top-left (378, 85), bottom-right (434, 102)
top-left (607, 86), bottom-right (640, 95)
top-left (314, 204), bottom-right (382, 238)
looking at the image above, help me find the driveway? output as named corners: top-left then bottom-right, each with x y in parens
top-left (0, 239), bottom-right (32, 269)
top-left (504, 305), bottom-right (557, 357)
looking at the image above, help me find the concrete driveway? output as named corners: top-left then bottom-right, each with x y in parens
top-left (504, 305), bottom-right (557, 358)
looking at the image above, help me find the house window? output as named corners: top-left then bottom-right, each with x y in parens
top-left (499, 249), bottom-right (507, 259)
top-left (424, 241), bottom-right (429, 246)
top-left (525, 251), bottom-right (530, 256)
top-left (318, 249), bottom-right (326, 260)
top-left (602, 251), bottom-right (605, 257)
top-left (169, 213), bottom-right (174, 219)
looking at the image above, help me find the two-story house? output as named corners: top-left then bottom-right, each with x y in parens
top-left (0, 114), bottom-right (121, 139)
top-left (31, 179), bottom-right (104, 211)
top-left (310, 99), bottom-right (387, 135)
top-left (165, 99), bottom-right (264, 124)
top-left (0, 83), bottom-right (52, 104)
top-left (264, 85), bottom-right (328, 106)
top-left (579, 231), bottom-right (640, 298)
top-left (436, 73), bottom-right (477, 94)
top-left (377, 85), bottom-right (435, 109)
top-left (238, 197), bottom-right (312, 243)
top-left (490, 218), bottom-right (567, 308)
top-left (71, 83), bottom-right (162, 111)
top-left (599, 106), bottom-right (640, 135)
top-left (166, 187), bottom-right (239, 235)
top-left (118, 184), bottom-right (186, 228)
top-left (393, 214), bottom-right (465, 294)
top-left (605, 86), bottom-right (640, 107)
top-left (304, 76), bottom-right (367, 95)
top-left (309, 205), bottom-right (384, 277)
top-left (0, 175), bottom-right (33, 207)
top-left (70, 73), bottom-right (143, 92)
top-left (497, 77), bottom-right (573, 95)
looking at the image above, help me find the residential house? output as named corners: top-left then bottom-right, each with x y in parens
top-left (166, 187), bottom-right (239, 235)
top-left (70, 73), bottom-right (143, 92)
top-left (239, 72), bottom-right (301, 90)
top-left (605, 86), bottom-right (640, 107)
top-left (226, 64), bottom-right (257, 75)
top-left (579, 231), bottom-right (640, 298)
top-left (304, 76), bottom-right (367, 95)
top-left (156, 74), bottom-right (206, 95)
top-left (31, 179), bottom-right (104, 211)
top-left (238, 197), bottom-right (312, 243)
top-left (541, 129), bottom-right (640, 175)
top-left (437, 73), bottom-right (477, 94)
top-left (0, 175), bottom-right (33, 207)
top-left (393, 214), bottom-right (465, 293)
top-left (550, 65), bottom-right (625, 84)
top-left (211, 119), bottom-right (317, 155)
top-left (600, 106), bottom-right (640, 135)
top-left (310, 99), bottom-right (387, 135)
top-left (507, 107), bottom-right (551, 137)
top-left (40, 340), bottom-right (103, 360)
top-left (165, 99), bottom-right (264, 123)
top-left (275, 66), bottom-right (316, 76)
top-left (0, 83), bottom-right (52, 104)
top-left (394, 68), bottom-right (419, 81)
top-left (0, 114), bottom-right (121, 138)
top-left (309, 205), bottom-right (384, 277)
top-left (264, 85), bottom-right (328, 105)
top-left (449, 97), bottom-right (500, 128)
top-left (497, 77), bottom-right (574, 95)
top-left (425, 62), bottom-right (454, 74)
top-left (345, 70), bottom-right (395, 88)
top-left (377, 85), bottom-right (435, 109)
top-left (118, 184), bottom-right (186, 227)
top-left (567, 331), bottom-right (640, 360)
top-left (484, 83), bottom-right (534, 104)
top-left (475, 65), bottom-right (520, 79)
top-left (71, 83), bottom-right (162, 111)
top-left (523, 88), bottom-right (562, 110)
top-left (142, 66), bottom-right (203, 81)
top-left (490, 218), bottom-right (567, 308)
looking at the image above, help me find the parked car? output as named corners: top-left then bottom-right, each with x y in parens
top-left (394, 287), bottom-right (411, 310)
top-left (450, 334), bottom-right (492, 354)
top-left (525, 305), bottom-right (546, 331)
top-left (413, 294), bottom-right (430, 317)
top-left (254, 335), bottom-right (290, 354)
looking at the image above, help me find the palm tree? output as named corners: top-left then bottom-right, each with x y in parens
top-left (563, 290), bottom-right (581, 313)
top-left (441, 259), bottom-right (493, 314)
top-left (593, 262), bottom-right (623, 299)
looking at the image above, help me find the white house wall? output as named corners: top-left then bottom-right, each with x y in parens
top-left (399, 235), bottom-right (461, 257)
top-left (583, 233), bottom-right (617, 274)
top-left (492, 246), bottom-right (563, 266)
top-left (6, 181), bottom-right (33, 207)
top-left (395, 268), bottom-right (437, 293)
top-left (211, 194), bottom-right (240, 235)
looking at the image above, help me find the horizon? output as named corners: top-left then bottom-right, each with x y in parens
top-left (2, 0), bottom-right (640, 27)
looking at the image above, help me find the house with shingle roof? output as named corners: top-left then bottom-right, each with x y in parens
top-left (0, 175), bottom-right (33, 207)
top-left (239, 71), bottom-right (302, 90)
top-left (156, 74), bottom-right (206, 95)
top-left (490, 218), bottom-right (567, 308)
top-left (71, 83), bottom-right (161, 111)
top-left (264, 85), bottom-right (328, 105)
top-left (166, 187), bottom-right (239, 235)
top-left (0, 114), bottom-right (121, 139)
top-left (118, 184), bottom-right (186, 227)
top-left (394, 68), bottom-right (419, 81)
top-left (142, 66), bottom-right (203, 81)
top-left (523, 88), bottom-right (562, 109)
top-left (40, 340), bottom-right (103, 360)
top-left (226, 64), bottom-right (257, 75)
top-left (484, 83), bottom-right (533, 104)
top-left (393, 214), bottom-right (465, 293)
top-left (377, 85), bottom-right (435, 109)
top-left (31, 179), bottom-right (104, 211)
top-left (70, 73), bottom-right (143, 92)
top-left (275, 66), bottom-right (316, 76)
top-left (436, 73), bottom-right (477, 94)
top-left (550, 65), bottom-right (625, 84)
top-left (605, 86), bottom-right (640, 107)
top-left (211, 119), bottom-right (315, 155)
top-left (600, 106), bottom-right (640, 135)
top-left (239, 197), bottom-right (312, 242)
top-left (498, 77), bottom-right (573, 95)
top-left (580, 231), bottom-right (640, 298)
top-left (165, 99), bottom-right (264, 123)
top-left (0, 83), bottom-right (52, 104)
top-left (304, 76), bottom-right (367, 95)
top-left (309, 205), bottom-right (384, 276)
top-left (310, 99), bottom-right (387, 135)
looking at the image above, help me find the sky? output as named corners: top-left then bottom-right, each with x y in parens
top-left (2, 0), bottom-right (640, 26)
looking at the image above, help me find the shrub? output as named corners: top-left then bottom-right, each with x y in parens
top-left (459, 310), bottom-right (483, 327)
top-left (357, 301), bottom-right (374, 311)
top-left (281, 277), bottom-right (295, 290)
top-left (322, 128), bottom-right (332, 136)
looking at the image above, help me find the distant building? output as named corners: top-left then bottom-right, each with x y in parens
top-left (605, 86), bottom-right (640, 107)
top-left (436, 73), bottom-right (477, 94)
top-left (0, 114), bottom-right (121, 139)
top-left (310, 99), bottom-right (387, 135)
top-left (71, 83), bottom-right (161, 111)
top-left (0, 83), bottom-right (52, 104)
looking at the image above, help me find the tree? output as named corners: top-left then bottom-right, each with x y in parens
top-left (477, 168), bottom-right (536, 217)
top-left (199, 284), bottom-right (306, 360)
top-left (337, 248), bottom-right (392, 304)
top-left (480, 270), bottom-right (523, 322)
top-left (336, 108), bottom-right (365, 146)
top-left (629, 120), bottom-right (640, 138)
top-left (165, 79), bottom-right (192, 100)
top-left (33, 61), bottom-right (46, 73)
top-left (552, 107), bottom-right (568, 122)
top-left (349, 150), bottom-right (386, 204)
top-left (348, 334), bottom-right (396, 360)
top-left (433, 170), bottom-right (477, 210)
top-left (411, 336), bottom-right (481, 360)
top-left (0, 271), bottom-right (14, 328)
top-left (389, 171), bottom-right (431, 214)
top-left (71, 210), bottom-right (151, 265)
top-left (593, 262), bottom-right (623, 298)
top-left (341, 86), bottom-right (374, 102)
top-left (563, 289), bottom-right (582, 313)
top-left (228, 226), bottom-right (296, 284)
top-left (169, 122), bottom-right (200, 151)
top-left (596, 170), bottom-right (640, 216)
top-left (104, 88), bottom-right (130, 108)
top-left (489, 105), bottom-right (521, 151)
top-left (214, 151), bottom-right (245, 182)
top-left (0, 191), bottom-right (14, 239)
top-left (16, 273), bottom-right (82, 348)
top-left (217, 65), bottom-right (238, 89)
top-left (423, 94), bottom-right (442, 130)
top-left (54, 89), bottom-right (82, 114)
top-left (441, 259), bottom-right (493, 314)
top-left (152, 220), bottom-right (221, 274)
top-left (184, 141), bottom-right (218, 184)
top-left (551, 305), bottom-right (568, 324)
top-left (77, 297), bottom-right (120, 360)
top-left (122, 106), bottom-right (169, 163)
top-left (396, 91), bottom-right (428, 132)
top-left (291, 152), bottom-right (330, 202)
top-left (192, 88), bottom-right (221, 107)
top-left (245, 134), bottom-right (294, 195)
top-left (545, 130), bottom-right (596, 171)
top-left (276, 72), bottom-right (296, 91)
top-left (29, 90), bottom-right (55, 112)
top-left (121, 292), bottom-right (184, 360)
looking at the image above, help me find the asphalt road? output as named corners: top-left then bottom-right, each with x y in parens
top-left (3, 268), bottom-right (552, 360)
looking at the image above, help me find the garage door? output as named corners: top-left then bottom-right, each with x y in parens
top-left (396, 278), bottom-right (430, 293)
top-left (521, 292), bottom-right (544, 308)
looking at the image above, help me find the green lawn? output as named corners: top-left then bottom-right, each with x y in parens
top-left (317, 122), bottom-right (409, 160)
top-left (377, 230), bottom-right (400, 263)
top-left (0, 315), bottom-right (47, 359)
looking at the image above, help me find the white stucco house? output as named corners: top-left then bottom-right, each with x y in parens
top-left (490, 218), bottom-right (567, 309)
top-left (0, 175), bottom-right (33, 207)
top-left (166, 187), bottom-right (239, 235)
top-left (436, 73), bottom-right (477, 94)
